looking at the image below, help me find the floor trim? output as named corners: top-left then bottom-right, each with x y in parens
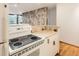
top-left (60, 41), bottom-right (79, 48)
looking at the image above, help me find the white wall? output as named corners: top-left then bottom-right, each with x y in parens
top-left (57, 4), bottom-right (79, 46)
top-left (48, 7), bottom-right (56, 25)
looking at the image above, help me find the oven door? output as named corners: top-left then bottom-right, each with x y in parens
top-left (21, 48), bottom-right (40, 56)
top-left (27, 49), bottom-right (40, 56)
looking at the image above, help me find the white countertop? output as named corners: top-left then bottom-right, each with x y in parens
top-left (32, 30), bottom-right (57, 38)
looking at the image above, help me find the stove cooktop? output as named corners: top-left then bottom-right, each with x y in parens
top-left (9, 34), bottom-right (41, 50)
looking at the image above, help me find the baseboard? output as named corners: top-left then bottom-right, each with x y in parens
top-left (60, 41), bottom-right (79, 48)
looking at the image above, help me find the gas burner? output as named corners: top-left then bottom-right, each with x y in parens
top-left (31, 36), bottom-right (38, 40)
top-left (14, 42), bottom-right (22, 46)
top-left (10, 38), bottom-right (19, 42)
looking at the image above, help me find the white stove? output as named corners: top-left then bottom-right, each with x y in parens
top-left (9, 24), bottom-right (44, 56)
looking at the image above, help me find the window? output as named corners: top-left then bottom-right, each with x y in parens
top-left (8, 14), bottom-right (23, 24)
top-left (18, 15), bottom-right (23, 24)
top-left (8, 14), bottom-right (17, 24)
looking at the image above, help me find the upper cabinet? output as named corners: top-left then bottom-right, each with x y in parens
top-left (22, 7), bottom-right (48, 26)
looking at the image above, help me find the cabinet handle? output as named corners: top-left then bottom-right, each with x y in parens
top-left (47, 39), bottom-right (49, 44)
top-left (17, 28), bottom-right (20, 30)
top-left (53, 41), bottom-right (55, 45)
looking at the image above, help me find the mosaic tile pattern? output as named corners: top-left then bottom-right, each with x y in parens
top-left (23, 7), bottom-right (48, 25)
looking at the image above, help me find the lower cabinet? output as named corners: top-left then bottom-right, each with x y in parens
top-left (49, 33), bottom-right (59, 56)
top-left (40, 33), bottom-right (59, 56)
top-left (40, 38), bottom-right (49, 56)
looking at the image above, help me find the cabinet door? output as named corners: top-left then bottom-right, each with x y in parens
top-left (40, 33), bottom-right (59, 56)
top-left (53, 34), bottom-right (59, 54)
top-left (40, 39), bottom-right (49, 56)
top-left (48, 36), bottom-right (54, 56)
top-left (49, 33), bottom-right (59, 56)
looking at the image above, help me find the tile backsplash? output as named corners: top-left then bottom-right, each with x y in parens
top-left (23, 7), bottom-right (48, 25)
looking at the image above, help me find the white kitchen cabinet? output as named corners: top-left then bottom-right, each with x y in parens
top-left (40, 33), bottom-right (59, 56)
top-left (40, 38), bottom-right (49, 56)
top-left (48, 33), bottom-right (59, 56)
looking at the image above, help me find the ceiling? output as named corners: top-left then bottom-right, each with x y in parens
top-left (8, 3), bottom-right (56, 14)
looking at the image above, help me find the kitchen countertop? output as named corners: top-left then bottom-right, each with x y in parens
top-left (32, 30), bottom-right (57, 38)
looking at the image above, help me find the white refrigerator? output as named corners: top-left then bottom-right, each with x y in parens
top-left (0, 4), bottom-right (9, 56)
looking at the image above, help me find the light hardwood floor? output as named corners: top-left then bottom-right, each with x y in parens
top-left (59, 41), bottom-right (79, 56)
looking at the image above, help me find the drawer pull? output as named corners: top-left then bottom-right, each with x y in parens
top-left (53, 41), bottom-right (55, 45)
top-left (47, 39), bottom-right (49, 44)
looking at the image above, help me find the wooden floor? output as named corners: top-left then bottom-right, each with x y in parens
top-left (59, 42), bottom-right (79, 56)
